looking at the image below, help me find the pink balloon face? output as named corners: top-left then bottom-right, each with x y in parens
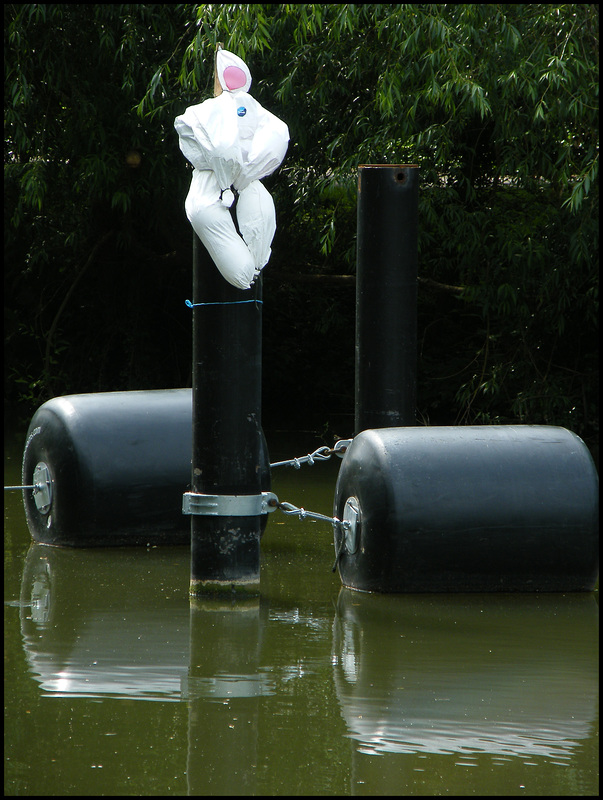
top-left (223, 66), bottom-right (248, 91)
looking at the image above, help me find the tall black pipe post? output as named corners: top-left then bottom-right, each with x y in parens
top-left (189, 232), bottom-right (263, 596)
top-left (355, 165), bottom-right (419, 434)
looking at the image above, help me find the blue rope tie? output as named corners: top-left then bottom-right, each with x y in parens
top-left (185, 299), bottom-right (263, 308)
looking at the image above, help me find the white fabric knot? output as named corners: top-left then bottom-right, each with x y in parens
top-left (220, 188), bottom-right (235, 208)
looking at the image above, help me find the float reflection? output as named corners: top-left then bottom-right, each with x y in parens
top-left (332, 588), bottom-right (598, 760)
top-left (18, 544), bottom-right (271, 705)
top-left (19, 544), bottom-right (191, 700)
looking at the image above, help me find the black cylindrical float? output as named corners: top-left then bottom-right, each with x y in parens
top-left (333, 426), bottom-right (599, 593)
top-left (22, 389), bottom-right (193, 547)
top-left (21, 388), bottom-right (270, 548)
top-left (355, 165), bottom-right (419, 434)
top-left (190, 233), bottom-right (263, 596)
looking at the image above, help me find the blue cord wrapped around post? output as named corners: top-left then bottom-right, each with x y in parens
top-left (188, 233), bottom-right (264, 596)
top-left (176, 47), bottom-right (287, 596)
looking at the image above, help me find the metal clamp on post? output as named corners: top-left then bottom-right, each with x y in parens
top-left (183, 491), bottom-right (279, 517)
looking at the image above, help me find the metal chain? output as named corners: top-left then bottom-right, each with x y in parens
top-left (270, 439), bottom-right (352, 469)
top-left (276, 500), bottom-right (350, 531)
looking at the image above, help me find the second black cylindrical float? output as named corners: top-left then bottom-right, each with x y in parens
top-left (333, 425), bottom-right (599, 593)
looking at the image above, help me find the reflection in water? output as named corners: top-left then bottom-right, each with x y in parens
top-left (19, 545), bottom-right (277, 708)
top-left (15, 540), bottom-right (599, 794)
top-left (182, 671), bottom-right (275, 700)
top-left (17, 544), bottom-right (274, 795)
top-left (19, 544), bottom-right (191, 701)
top-left (186, 598), bottom-right (267, 795)
top-left (332, 589), bottom-right (599, 760)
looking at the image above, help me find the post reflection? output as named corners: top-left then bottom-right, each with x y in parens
top-left (17, 543), bottom-right (271, 795)
top-left (185, 597), bottom-right (270, 795)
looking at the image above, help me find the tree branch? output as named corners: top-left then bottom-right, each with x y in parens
top-left (44, 230), bottom-right (114, 391)
top-left (275, 271), bottom-right (466, 294)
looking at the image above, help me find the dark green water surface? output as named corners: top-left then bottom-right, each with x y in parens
top-left (4, 430), bottom-right (599, 795)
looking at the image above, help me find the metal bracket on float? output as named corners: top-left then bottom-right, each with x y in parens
top-left (32, 462), bottom-right (53, 514)
top-left (182, 491), bottom-right (279, 517)
top-left (4, 461), bottom-right (53, 515)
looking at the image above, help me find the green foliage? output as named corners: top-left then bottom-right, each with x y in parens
top-left (4, 4), bottom-right (598, 443)
top-left (4, 4), bottom-right (196, 416)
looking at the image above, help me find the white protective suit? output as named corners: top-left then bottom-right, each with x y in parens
top-left (174, 50), bottom-right (289, 289)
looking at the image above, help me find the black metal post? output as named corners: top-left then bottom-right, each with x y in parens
top-left (355, 165), bottom-right (419, 434)
top-left (189, 233), bottom-right (263, 596)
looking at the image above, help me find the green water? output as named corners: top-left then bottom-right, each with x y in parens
top-left (4, 430), bottom-right (599, 796)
